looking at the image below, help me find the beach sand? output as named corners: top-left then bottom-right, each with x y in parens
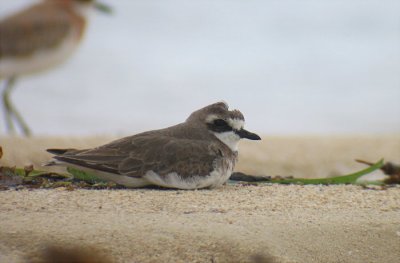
top-left (0, 135), bottom-right (400, 262)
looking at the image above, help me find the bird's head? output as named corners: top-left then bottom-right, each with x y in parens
top-left (187, 101), bottom-right (261, 151)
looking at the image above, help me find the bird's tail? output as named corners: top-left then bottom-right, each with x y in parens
top-left (47, 148), bottom-right (75, 155)
top-left (43, 148), bottom-right (77, 166)
top-left (43, 160), bottom-right (60, 167)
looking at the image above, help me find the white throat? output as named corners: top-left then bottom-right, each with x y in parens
top-left (214, 131), bottom-right (240, 152)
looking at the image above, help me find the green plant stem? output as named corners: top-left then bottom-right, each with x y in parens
top-left (269, 159), bottom-right (384, 185)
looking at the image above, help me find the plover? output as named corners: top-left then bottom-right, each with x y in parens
top-left (0, 0), bottom-right (111, 136)
top-left (46, 102), bottom-right (261, 189)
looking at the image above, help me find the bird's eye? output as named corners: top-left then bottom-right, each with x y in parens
top-left (214, 119), bottom-right (227, 127)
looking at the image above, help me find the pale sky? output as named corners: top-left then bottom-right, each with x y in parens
top-left (1, 0), bottom-right (399, 135)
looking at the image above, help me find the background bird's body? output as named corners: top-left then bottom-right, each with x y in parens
top-left (0, 1), bottom-right (88, 77)
top-left (0, 0), bottom-right (109, 135)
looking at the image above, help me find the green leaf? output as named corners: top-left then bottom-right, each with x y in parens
top-left (269, 159), bottom-right (385, 185)
top-left (67, 167), bottom-right (107, 184)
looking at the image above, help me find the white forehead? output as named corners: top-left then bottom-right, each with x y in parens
top-left (227, 118), bottom-right (244, 130)
top-left (206, 114), bottom-right (245, 130)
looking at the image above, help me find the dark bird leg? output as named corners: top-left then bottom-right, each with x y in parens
top-left (2, 77), bottom-right (31, 136)
top-left (2, 78), bottom-right (15, 134)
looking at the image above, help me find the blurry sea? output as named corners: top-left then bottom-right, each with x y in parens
top-left (1, 0), bottom-right (399, 135)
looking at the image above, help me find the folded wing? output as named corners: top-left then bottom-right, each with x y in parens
top-left (48, 135), bottom-right (222, 178)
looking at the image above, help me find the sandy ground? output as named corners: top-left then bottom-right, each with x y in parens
top-left (0, 186), bottom-right (399, 263)
top-left (1, 135), bottom-right (400, 262)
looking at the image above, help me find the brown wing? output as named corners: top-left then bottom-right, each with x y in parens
top-left (0, 3), bottom-right (73, 59)
top-left (49, 134), bottom-right (223, 178)
top-left (118, 137), bottom-right (222, 178)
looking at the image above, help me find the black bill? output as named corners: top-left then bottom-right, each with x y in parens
top-left (235, 128), bottom-right (261, 140)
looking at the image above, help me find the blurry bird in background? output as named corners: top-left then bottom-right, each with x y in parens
top-left (0, 0), bottom-right (111, 136)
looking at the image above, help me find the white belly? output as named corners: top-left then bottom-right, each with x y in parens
top-left (144, 164), bottom-right (234, 190)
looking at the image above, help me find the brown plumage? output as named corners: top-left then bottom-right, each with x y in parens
top-left (47, 102), bottom-right (261, 189)
top-left (0, 0), bottom-right (110, 136)
top-left (0, 2), bottom-right (84, 59)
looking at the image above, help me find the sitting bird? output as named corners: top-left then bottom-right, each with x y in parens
top-left (46, 102), bottom-right (262, 189)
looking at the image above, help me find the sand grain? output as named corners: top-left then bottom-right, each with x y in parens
top-left (0, 185), bottom-right (399, 263)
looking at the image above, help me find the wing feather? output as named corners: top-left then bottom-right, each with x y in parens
top-left (49, 135), bottom-right (223, 178)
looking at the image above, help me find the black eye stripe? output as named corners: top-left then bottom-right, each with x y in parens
top-left (208, 119), bottom-right (232, 133)
top-left (214, 119), bottom-right (227, 127)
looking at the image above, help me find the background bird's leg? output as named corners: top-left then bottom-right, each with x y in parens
top-left (2, 77), bottom-right (16, 134)
top-left (2, 77), bottom-right (31, 136)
